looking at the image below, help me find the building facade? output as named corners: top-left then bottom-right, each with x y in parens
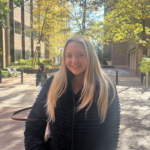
top-left (105, 42), bottom-right (150, 71)
top-left (0, 0), bottom-right (52, 69)
top-left (104, 5), bottom-right (150, 72)
top-left (129, 47), bottom-right (150, 71)
top-left (106, 43), bottom-right (129, 68)
top-left (104, 5), bottom-right (129, 69)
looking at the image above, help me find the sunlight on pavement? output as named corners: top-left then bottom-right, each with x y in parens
top-left (0, 124), bottom-right (16, 132)
top-left (0, 72), bottom-right (150, 150)
top-left (116, 84), bottom-right (150, 150)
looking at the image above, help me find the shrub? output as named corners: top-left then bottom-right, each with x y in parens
top-left (18, 58), bottom-right (33, 66)
top-left (45, 65), bottom-right (59, 69)
top-left (45, 66), bottom-right (52, 69)
top-left (51, 66), bottom-right (58, 68)
top-left (139, 56), bottom-right (150, 73)
top-left (2, 70), bottom-right (9, 77)
top-left (11, 65), bottom-right (37, 70)
top-left (18, 58), bottom-right (55, 66)
top-left (43, 59), bottom-right (53, 66)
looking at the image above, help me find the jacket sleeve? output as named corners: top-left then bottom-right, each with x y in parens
top-left (41, 73), bottom-right (47, 87)
top-left (94, 84), bottom-right (120, 150)
top-left (44, 71), bottom-right (47, 79)
top-left (24, 77), bottom-right (53, 150)
top-left (36, 72), bottom-right (39, 87)
top-left (36, 76), bottom-right (39, 87)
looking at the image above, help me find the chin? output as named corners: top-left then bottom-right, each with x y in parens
top-left (72, 71), bottom-right (85, 76)
top-left (73, 73), bottom-right (80, 76)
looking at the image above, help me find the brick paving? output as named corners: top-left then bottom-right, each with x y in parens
top-left (0, 69), bottom-right (150, 150)
top-left (0, 72), bottom-right (56, 150)
top-left (104, 68), bottom-right (150, 150)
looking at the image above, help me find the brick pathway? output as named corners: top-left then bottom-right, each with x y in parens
top-left (0, 72), bottom-right (56, 150)
top-left (0, 69), bottom-right (150, 150)
top-left (103, 68), bottom-right (150, 150)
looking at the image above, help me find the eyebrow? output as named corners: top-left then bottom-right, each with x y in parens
top-left (65, 52), bottom-right (84, 54)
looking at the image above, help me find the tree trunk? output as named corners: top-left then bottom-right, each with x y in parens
top-left (31, 8), bottom-right (48, 66)
top-left (142, 18), bottom-right (147, 56)
top-left (135, 44), bottom-right (139, 76)
top-left (82, 0), bottom-right (86, 35)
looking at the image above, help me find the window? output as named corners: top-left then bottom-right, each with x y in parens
top-left (25, 25), bottom-right (31, 38)
top-left (14, 20), bottom-right (22, 35)
top-left (41, 53), bottom-right (45, 59)
top-left (41, 38), bottom-right (45, 42)
top-left (41, 34), bottom-right (45, 42)
top-left (24, 2), bottom-right (30, 14)
top-left (14, 0), bottom-right (21, 7)
top-left (33, 30), bottom-right (45, 41)
top-left (15, 49), bottom-right (22, 62)
top-left (11, 48), bottom-right (15, 62)
top-left (25, 50), bottom-right (31, 60)
top-left (33, 6), bottom-right (36, 10)
top-left (55, 55), bottom-right (59, 63)
top-left (33, 30), bottom-right (39, 39)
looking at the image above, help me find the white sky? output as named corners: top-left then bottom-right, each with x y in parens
top-left (70, 5), bottom-right (104, 33)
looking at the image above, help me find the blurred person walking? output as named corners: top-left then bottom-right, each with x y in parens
top-left (36, 63), bottom-right (47, 93)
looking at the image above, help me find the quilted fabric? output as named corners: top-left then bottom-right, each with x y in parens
top-left (24, 76), bottom-right (120, 150)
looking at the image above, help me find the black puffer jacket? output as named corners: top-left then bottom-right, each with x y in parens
top-left (24, 76), bottom-right (120, 150)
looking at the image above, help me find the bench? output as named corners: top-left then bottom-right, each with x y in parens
top-left (7, 68), bottom-right (20, 77)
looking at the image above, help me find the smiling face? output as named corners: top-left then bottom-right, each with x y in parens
top-left (65, 41), bottom-right (88, 77)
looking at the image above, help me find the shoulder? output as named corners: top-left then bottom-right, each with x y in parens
top-left (108, 83), bottom-right (120, 111)
top-left (41, 76), bottom-right (54, 90)
top-left (94, 82), bottom-right (117, 105)
top-left (94, 81), bottom-right (115, 95)
top-left (43, 71), bottom-right (47, 75)
top-left (29, 76), bottom-right (54, 117)
top-left (37, 76), bottom-right (54, 100)
top-left (108, 83), bottom-right (116, 98)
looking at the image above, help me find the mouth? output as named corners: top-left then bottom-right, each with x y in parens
top-left (71, 65), bottom-right (81, 69)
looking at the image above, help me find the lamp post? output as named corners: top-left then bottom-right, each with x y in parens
top-left (36, 43), bottom-right (40, 64)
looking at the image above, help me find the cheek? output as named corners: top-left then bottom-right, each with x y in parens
top-left (65, 58), bottom-right (70, 66)
top-left (81, 58), bottom-right (88, 66)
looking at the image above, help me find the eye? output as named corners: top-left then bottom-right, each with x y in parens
top-left (66, 54), bottom-right (72, 58)
top-left (78, 54), bottom-right (84, 57)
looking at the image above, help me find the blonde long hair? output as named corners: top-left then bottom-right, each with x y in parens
top-left (47, 36), bottom-right (115, 122)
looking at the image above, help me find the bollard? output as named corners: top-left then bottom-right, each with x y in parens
top-left (21, 68), bottom-right (23, 84)
top-left (141, 72), bottom-right (145, 84)
top-left (141, 73), bottom-right (143, 84)
top-left (116, 70), bottom-right (118, 85)
top-left (146, 73), bottom-right (148, 89)
top-left (0, 68), bottom-right (2, 83)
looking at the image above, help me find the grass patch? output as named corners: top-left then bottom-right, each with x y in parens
top-left (1, 70), bottom-right (9, 77)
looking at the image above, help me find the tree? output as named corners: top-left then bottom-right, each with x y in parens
top-left (64, 0), bottom-right (105, 35)
top-left (139, 56), bottom-right (150, 73)
top-left (31, 0), bottom-right (108, 66)
top-left (0, 0), bottom-right (27, 28)
top-left (0, 0), bottom-right (10, 27)
top-left (103, 0), bottom-right (150, 75)
top-left (31, 0), bottom-right (71, 66)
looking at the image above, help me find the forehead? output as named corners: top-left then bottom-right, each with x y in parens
top-left (65, 41), bottom-right (86, 53)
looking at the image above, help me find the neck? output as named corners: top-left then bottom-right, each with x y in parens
top-left (72, 73), bottom-right (85, 87)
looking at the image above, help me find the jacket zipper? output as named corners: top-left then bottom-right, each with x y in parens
top-left (71, 92), bottom-right (75, 150)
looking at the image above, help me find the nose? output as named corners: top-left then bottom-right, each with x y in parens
top-left (72, 56), bottom-right (78, 63)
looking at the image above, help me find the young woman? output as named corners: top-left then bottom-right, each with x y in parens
top-left (36, 63), bottom-right (47, 93)
top-left (24, 36), bottom-right (120, 150)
